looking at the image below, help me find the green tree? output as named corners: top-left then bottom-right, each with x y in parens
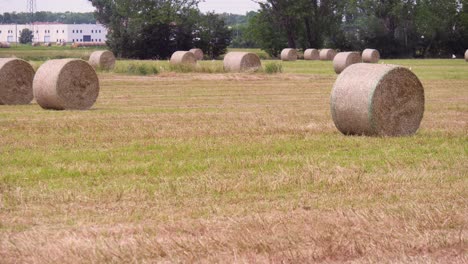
top-left (194, 13), bottom-right (232, 59)
top-left (19, 28), bottom-right (34, 44)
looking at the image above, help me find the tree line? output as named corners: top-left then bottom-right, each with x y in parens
top-left (88, 0), bottom-right (231, 59)
top-left (0, 12), bottom-right (96, 24)
top-left (246, 0), bottom-right (468, 58)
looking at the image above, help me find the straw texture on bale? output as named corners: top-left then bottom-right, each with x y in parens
top-left (33, 59), bottom-right (100, 110)
top-left (0, 58), bottom-right (35, 105)
top-left (189, 48), bottom-right (204, 60)
top-left (170, 51), bottom-right (197, 65)
top-left (465, 49), bottom-right (468, 62)
top-left (223, 52), bottom-right (262, 72)
top-left (319, 49), bottom-right (336, 60)
top-left (362, 49), bottom-right (380, 63)
top-left (281, 48), bottom-right (298, 61)
top-left (333, 52), bottom-right (362, 74)
top-left (304, 49), bottom-right (320, 60)
top-left (0, 42), bottom-right (11, 48)
top-left (89, 50), bottom-right (116, 70)
top-left (331, 63), bottom-right (425, 137)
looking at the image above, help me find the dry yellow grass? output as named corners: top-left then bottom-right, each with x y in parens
top-left (0, 62), bottom-right (467, 263)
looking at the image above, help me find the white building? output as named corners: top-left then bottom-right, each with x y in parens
top-left (0, 23), bottom-right (108, 43)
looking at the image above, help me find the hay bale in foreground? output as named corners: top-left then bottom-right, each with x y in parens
top-left (0, 58), bottom-right (35, 105)
top-left (223, 52), bottom-right (262, 72)
top-left (0, 42), bottom-right (11, 48)
top-left (333, 52), bottom-right (362, 74)
top-left (362, 49), bottom-right (380, 63)
top-left (465, 49), bottom-right (468, 62)
top-left (319, 49), bottom-right (336, 60)
top-left (304, 49), bottom-right (320, 60)
top-left (331, 63), bottom-right (425, 137)
top-left (170, 51), bottom-right (197, 65)
top-left (281, 49), bottom-right (298, 61)
top-left (89, 50), bottom-right (116, 70)
top-left (33, 59), bottom-right (100, 110)
top-left (189, 48), bottom-right (204, 60)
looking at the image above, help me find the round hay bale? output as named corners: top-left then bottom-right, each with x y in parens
top-left (0, 42), bottom-right (11, 48)
top-left (333, 52), bottom-right (362, 74)
top-left (330, 63), bottom-right (425, 137)
top-left (304, 49), bottom-right (320, 60)
top-left (89, 50), bottom-right (116, 70)
top-left (33, 59), bottom-right (100, 110)
top-left (170, 51), bottom-right (197, 65)
top-left (32, 42), bottom-right (40, 47)
top-left (189, 48), bottom-right (204, 60)
top-left (223, 52), bottom-right (262, 72)
top-left (319, 49), bottom-right (336, 60)
top-left (362, 49), bottom-right (380, 63)
top-left (0, 58), bottom-right (35, 105)
top-left (465, 49), bottom-right (468, 62)
top-left (281, 48), bottom-right (298, 61)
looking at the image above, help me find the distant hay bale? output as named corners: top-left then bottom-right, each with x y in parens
top-left (223, 52), bottom-right (262, 72)
top-left (362, 49), bottom-right (380, 63)
top-left (32, 42), bottom-right (40, 47)
top-left (319, 49), bottom-right (336, 60)
top-left (331, 63), bottom-right (425, 137)
top-left (170, 51), bottom-right (197, 65)
top-left (465, 49), bottom-right (468, 62)
top-left (333, 52), bottom-right (362, 74)
top-left (189, 48), bottom-right (204, 60)
top-left (0, 58), bottom-right (35, 105)
top-left (89, 50), bottom-right (116, 70)
top-left (281, 48), bottom-right (298, 61)
top-left (0, 42), bottom-right (11, 48)
top-left (33, 59), bottom-right (100, 110)
top-left (304, 49), bottom-right (320, 60)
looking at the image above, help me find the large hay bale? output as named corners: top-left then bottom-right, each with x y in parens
top-left (33, 59), bottom-right (100, 110)
top-left (281, 48), bottom-right (298, 61)
top-left (304, 49), bottom-right (319, 60)
top-left (0, 42), bottom-right (11, 48)
top-left (189, 48), bottom-right (204, 60)
top-left (362, 49), bottom-right (380, 63)
top-left (465, 49), bottom-right (468, 62)
top-left (0, 58), bottom-right (35, 105)
top-left (330, 63), bottom-right (425, 137)
top-left (170, 51), bottom-right (197, 65)
top-left (333, 52), bottom-right (362, 74)
top-left (319, 49), bottom-right (336, 60)
top-left (223, 52), bottom-right (262, 72)
top-left (89, 50), bottom-right (116, 70)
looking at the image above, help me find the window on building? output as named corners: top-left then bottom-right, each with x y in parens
top-left (80, 39), bottom-right (83, 42)
top-left (0, 30), bottom-right (2, 34)
top-left (91, 30), bottom-right (94, 33)
top-left (62, 30), bottom-right (65, 33)
top-left (72, 30), bottom-right (75, 33)
top-left (99, 30), bottom-right (102, 33)
top-left (80, 30), bottom-right (83, 33)
top-left (36, 30), bottom-right (38, 33)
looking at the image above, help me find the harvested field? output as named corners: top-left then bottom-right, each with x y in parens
top-left (0, 51), bottom-right (467, 263)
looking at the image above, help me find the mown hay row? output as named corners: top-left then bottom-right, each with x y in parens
top-left (331, 63), bottom-right (425, 137)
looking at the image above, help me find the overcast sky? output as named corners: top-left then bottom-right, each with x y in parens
top-left (0, 0), bottom-right (260, 14)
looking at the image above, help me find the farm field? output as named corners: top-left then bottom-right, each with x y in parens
top-left (0, 47), bottom-right (467, 262)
